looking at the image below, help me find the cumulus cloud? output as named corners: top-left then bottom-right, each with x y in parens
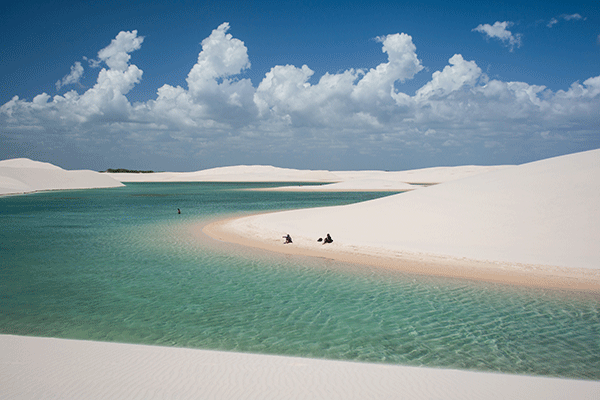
top-left (473, 21), bottom-right (522, 51)
top-left (255, 33), bottom-right (422, 128)
top-left (1, 23), bottom-right (599, 169)
top-left (56, 61), bottom-right (84, 90)
top-left (140, 22), bottom-right (257, 129)
top-left (1, 30), bottom-right (145, 131)
top-left (96, 30), bottom-right (144, 71)
top-left (415, 54), bottom-right (482, 101)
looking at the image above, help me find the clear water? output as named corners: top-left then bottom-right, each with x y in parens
top-left (1, 183), bottom-right (599, 380)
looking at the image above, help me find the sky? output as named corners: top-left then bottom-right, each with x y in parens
top-left (1, 0), bottom-right (599, 171)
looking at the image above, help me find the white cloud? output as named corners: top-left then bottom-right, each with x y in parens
top-left (96, 30), bottom-right (144, 71)
top-left (187, 23), bottom-right (250, 85)
top-left (255, 33), bottom-right (422, 128)
top-left (473, 21), bottom-right (522, 51)
top-left (548, 13), bottom-right (585, 28)
top-left (143, 22), bottom-right (257, 129)
top-left (415, 54), bottom-right (482, 101)
top-left (1, 30), bottom-right (145, 130)
top-left (353, 33), bottom-right (423, 99)
top-left (562, 13), bottom-right (584, 21)
top-left (56, 61), bottom-right (84, 90)
top-left (1, 23), bottom-right (599, 169)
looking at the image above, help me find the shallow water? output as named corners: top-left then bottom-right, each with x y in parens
top-left (1, 183), bottom-right (598, 380)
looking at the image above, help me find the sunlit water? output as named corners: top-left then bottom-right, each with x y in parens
top-left (1, 183), bottom-right (598, 380)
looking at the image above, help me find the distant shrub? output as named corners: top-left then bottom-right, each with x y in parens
top-left (104, 168), bottom-right (155, 173)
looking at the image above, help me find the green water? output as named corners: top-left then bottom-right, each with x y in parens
top-left (1, 183), bottom-right (599, 380)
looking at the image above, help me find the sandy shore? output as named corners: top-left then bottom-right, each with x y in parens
top-left (203, 217), bottom-right (600, 292)
top-left (202, 149), bottom-right (600, 292)
top-left (2, 335), bottom-right (599, 400)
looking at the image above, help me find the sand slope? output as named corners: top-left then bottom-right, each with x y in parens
top-left (0, 158), bottom-right (124, 196)
top-left (1, 335), bottom-right (598, 400)
top-left (220, 149), bottom-right (600, 270)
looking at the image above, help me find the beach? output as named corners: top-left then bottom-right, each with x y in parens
top-left (1, 151), bottom-right (599, 398)
top-left (203, 149), bottom-right (600, 292)
top-left (203, 217), bottom-right (600, 292)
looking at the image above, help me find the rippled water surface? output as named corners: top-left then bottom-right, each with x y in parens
top-left (1, 183), bottom-right (599, 380)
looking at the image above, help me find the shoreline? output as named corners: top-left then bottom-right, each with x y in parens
top-left (2, 335), bottom-right (599, 400)
top-left (202, 215), bottom-right (600, 293)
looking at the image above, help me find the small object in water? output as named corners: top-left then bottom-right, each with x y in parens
top-left (177, 208), bottom-right (181, 214)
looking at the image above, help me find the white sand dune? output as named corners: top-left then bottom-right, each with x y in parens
top-left (106, 164), bottom-right (510, 192)
top-left (272, 166), bottom-right (510, 191)
top-left (1, 335), bottom-right (598, 400)
top-left (0, 158), bottom-right (124, 196)
top-left (210, 149), bottom-right (600, 279)
top-left (331, 165), bottom-right (511, 184)
top-left (106, 165), bottom-right (341, 182)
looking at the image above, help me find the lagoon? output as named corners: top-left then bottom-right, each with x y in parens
top-left (1, 183), bottom-right (598, 380)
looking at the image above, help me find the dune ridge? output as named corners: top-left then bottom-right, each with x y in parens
top-left (0, 158), bottom-right (124, 196)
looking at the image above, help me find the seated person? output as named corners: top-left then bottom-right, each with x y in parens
top-left (283, 234), bottom-right (293, 244)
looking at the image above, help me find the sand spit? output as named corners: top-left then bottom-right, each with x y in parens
top-left (1, 335), bottom-right (598, 400)
top-left (0, 158), bottom-right (124, 196)
top-left (204, 149), bottom-right (600, 289)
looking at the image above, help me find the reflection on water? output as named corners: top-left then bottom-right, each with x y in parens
top-left (0, 183), bottom-right (598, 380)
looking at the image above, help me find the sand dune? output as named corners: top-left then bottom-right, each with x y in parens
top-left (0, 158), bottom-right (124, 196)
top-left (266, 166), bottom-right (510, 191)
top-left (105, 165), bottom-right (340, 182)
top-left (208, 149), bottom-right (600, 280)
top-left (106, 164), bottom-right (509, 191)
top-left (1, 157), bottom-right (509, 195)
top-left (2, 335), bottom-right (598, 400)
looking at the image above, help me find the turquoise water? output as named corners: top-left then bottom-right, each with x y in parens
top-left (1, 183), bottom-right (599, 380)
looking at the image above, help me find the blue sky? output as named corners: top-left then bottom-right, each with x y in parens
top-left (1, 0), bottom-right (599, 171)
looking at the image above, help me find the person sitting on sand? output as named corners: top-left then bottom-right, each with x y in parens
top-left (322, 233), bottom-right (333, 244)
top-left (283, 234), bottom-right (293, 244)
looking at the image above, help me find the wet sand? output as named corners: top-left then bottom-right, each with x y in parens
top-left (203, 216), bottom-right (600, 293)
